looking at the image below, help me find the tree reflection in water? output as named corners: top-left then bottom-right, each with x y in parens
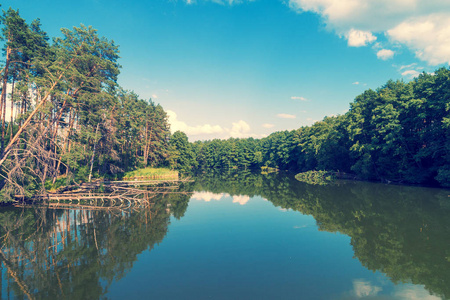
top-left (194, 171), bottom-right (450, 300)
top-left (0, 191), bottom-right (191, 299)
top-left (1, 171), bottom-right (450, 299)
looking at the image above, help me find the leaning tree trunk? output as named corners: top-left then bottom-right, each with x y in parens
top-left (10, 76), bottom-right (15, 141)
top-left (0, 56), bottom-right (76, 168)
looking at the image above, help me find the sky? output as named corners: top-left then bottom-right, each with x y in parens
top-left (2, 0), bottom-right (449, 141)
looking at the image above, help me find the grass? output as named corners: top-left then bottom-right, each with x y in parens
top-left (121, 167), bottom-right (178, 180)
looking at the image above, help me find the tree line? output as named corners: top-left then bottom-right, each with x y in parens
top-left (172, 69), bottom-right (450, 187)
top-left (0, 8), bottom-right (172, 201)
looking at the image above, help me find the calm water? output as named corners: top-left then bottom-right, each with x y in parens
top-left (1, 172), bottom-right (449, 299)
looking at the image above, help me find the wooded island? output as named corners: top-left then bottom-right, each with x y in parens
top-left (0, 7), bottom-right (449, 203)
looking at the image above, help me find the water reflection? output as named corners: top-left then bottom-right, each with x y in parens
top-left (231, 195), bottom-right (250, 205)
top-left (194, 172), bottom-right (450, 299)
top-left (191, 191), bottom-right (251, 205)
top-left (1, 171), bottom-right (449, 299)
top-left (0, 193), bottom-right (191, 299)
top-left (351, 279), bottom-right (382, 298)
top-left (191, 191), bottom-right (227, 202)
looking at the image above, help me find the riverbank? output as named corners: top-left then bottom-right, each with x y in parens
top-left (2, 167), bottom-right (180, 205)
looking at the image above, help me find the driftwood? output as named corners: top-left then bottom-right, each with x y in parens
top-left (53, 178), bottom-right (193, 193)
top-left (13, 178), bottom-right (194, 209)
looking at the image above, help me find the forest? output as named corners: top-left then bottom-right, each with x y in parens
top-left (0, 7), bottom-right (450, 204)
top-left (0, 8), bottom-right (172, 201)
top-left (172, 70), bottom-right (450, 187)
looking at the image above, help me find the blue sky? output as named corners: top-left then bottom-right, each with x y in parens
top-left (2, 0), bottom-right (449, 140)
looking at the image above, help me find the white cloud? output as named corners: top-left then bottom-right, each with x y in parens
top-left (291, 96), bottom-right (308, 101)
top-left (191, 191), bottom-right (229, 202)
top-left (396, 63), bottom-right (427, 78)
top-left (232, 195), bottom-right (250, 205)
top-left (293, 225), bottom-right (308, 228)
top-left (352, 81), bottom-right (360, 85)
top-left (262, 123), bottom-right (275, 128)
top-left (289, 0), bottom-right (450, 32)
top-left (401, 69), bottom-right (421, 78)
top-left (167, 110), bottom-right (225, 136)
top-left (388, 14), bottom-right (450, 64)
top-left (399, 63), bottom-right (417, 70)
top-left (288, 0), bottom-right (450, 65)
top-left (289, 0), bottom-right (364, 28)
top-left (346, 29), bottom-right (377, 47)
top-left (151, 94), bottom-right (158, 99)
top-left (277, 113), bottom-right (296, 119)
top-left (228, 120), bottom-right (251, 138)
top-left (372, 42), bottom-right (382, 49)
top-left (352, 280), bottom-right (382, 298)
top-left (394, 285), bottom-right (441, 300)
top-left (168, 110), bottom-right (266, 140)
top-left (377, 49), bottom-right (395, 60)
top-left (227, 121), bottom-right (268, 139)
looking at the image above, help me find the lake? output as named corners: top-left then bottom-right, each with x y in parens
top-left (1, 172), bottom-right (449, 299)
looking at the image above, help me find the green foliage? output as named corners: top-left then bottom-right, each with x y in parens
top-left (295, 170), bottom-right (335, 185)
top-left (169, 131), bottom-right (197, 174)
top-left (44, 175), bottom-right (73, 191)
top-left (435, 166), bottom-right (450, 187)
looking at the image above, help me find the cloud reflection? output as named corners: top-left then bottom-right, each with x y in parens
top-left (352, 279), bottom-right (382, 298)
top-left (191, 192), bottom-right (253, 205)
top-left (293, 225), bottom-right (308, 229)
top-left (191, 192), bottom-right (229, 202)
top-left (394, 285), bottom-right (441, 300)
top-left (232, 195), bottom-right (250, 205)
